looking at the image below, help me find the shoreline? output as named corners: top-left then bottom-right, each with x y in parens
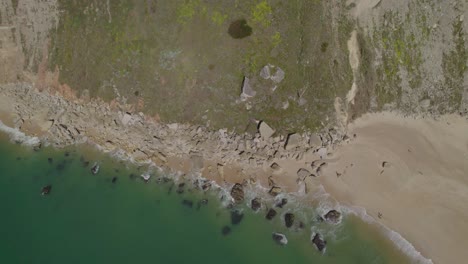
top-left (1, 83), bottom-right (466, 263)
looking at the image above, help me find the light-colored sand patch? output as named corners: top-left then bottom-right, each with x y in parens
top-left (320, 112), bottom-right (468, 264)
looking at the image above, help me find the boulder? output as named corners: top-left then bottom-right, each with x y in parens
top-left (284, 213), bottom-right (295, 228)
top-left (231, 209), bottom-right (244, 225)
top-left (297, 168), bottom-right (311, 179)
top-left (251, 197), bottom-right (262, 211)
top-left (266, 208), bottom-right (277, 220)
top-left (309, 134), bottom-right (322, 147)
top-left (284, 133), bottom-right (301, 150)
top-left (271, 67), bottom-right (285, 83)
top-left (121, 113), bottom-right (132, 126)
top-left (324, 210), bottom-right (342, 224)
top-left (312, 233), bottom-right (327, 252)
top-left (230, 183), bottom-right (245, 203)
top-left (240, 77), bottom-right (256, 101)
top-left (268, 186), bottom-right (282, 197)
top-left (272, 233), bottom-right (288, 245)
top-left (258, 121), bottom-right (275, 139)
top-left (275, 198), bottom-right (288, 208)
top-left (260, 65), bottom-right (271, 79)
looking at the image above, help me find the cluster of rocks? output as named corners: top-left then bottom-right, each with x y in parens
top-left (0, 84), bottom-right (350, 186)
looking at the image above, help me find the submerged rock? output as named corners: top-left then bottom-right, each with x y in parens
top-left (41, 185), bottom-right (52, 195)
top-left (324, 210), bottom-right (342, 224)
top-left (312, 233), bottom-right (327, 252)
top-left (47, 157), bottom-right (53, 164)
top-left (231, 209), bottom-right (244, 225)
top-left (230, 183), bottom-right (244, 203)
top-left (251, 197), bottom-right (261, 211)
top-left (182, 199), bottom-right (194, 208)
top-left (284, 213), bottom-right (295, 228)
top-left (272, 232), bottom-right (288, 245)
top-left (221, 226), bottom-right (232, 236)
top-left (111, 176), bottom-right (118, 183)
top-left (266, 208), bottom-right (277, 220)
top-left (177, 183), bottom-right (185, 194)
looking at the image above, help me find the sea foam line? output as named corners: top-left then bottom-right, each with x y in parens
top-left (0, 121), bottom-right (41, 146)
top-left (342, 205), bottom-right (433, 264)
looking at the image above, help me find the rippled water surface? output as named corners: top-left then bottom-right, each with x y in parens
top-left (0, 133), bottom-right (412, 264)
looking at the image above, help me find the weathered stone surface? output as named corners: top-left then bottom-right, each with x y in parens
top-left (121, 113), bottom-right (132, 126)
top-left (297, 168), bottom-right (311, 179)
top-left (258, 121), bottom-right (275, 139)
top-left (190, 154), bottom-right (204, 171)
top-left (309, 134), bottom-right (322, 147)
top-left (272, 232), bottom-right (288, 245)
top-left (284, 133), bottom-right (301, 150)
top-left (284, 213), bottom-right (295, 228)
top-left (260, 65), bottom-right (271, 79)
top-left (324, 210), bottom-right (342, 224)
top-left (268, 186), bottom-right (282, 197)
top-left (251, 197), bottom-right (261, 211)
top-left (240, 77), bottom-right (256, 101)
top-left (266, 208), bottom-right (277, 220)
top-left (230, 183), bottom-right (244, 203)
top-left (312, 233), bottom-right (327, 252)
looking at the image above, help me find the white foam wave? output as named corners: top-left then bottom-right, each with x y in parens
top-left (0, 121), bottom-right (41, 146)
top-left (343, 205), bottom-right (433, 264)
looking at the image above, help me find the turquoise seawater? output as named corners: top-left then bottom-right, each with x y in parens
top-left (0, 132), bottom-right (412, 263)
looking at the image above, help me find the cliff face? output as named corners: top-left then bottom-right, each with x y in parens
top-left (0, 0), bottom-right (467, 133)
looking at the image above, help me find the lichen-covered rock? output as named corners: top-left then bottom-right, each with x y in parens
top-left (266, 208), bottom-right (277, 220)
top-left (251, 197), bottom-right (262, 211)
top-left (268, 186), bottom-right (282, 197)
top-left (284, 213), bottom-right (295, 228)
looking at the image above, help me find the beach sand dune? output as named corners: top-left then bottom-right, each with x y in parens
top-left (321, 113), bottom-right (468, 264)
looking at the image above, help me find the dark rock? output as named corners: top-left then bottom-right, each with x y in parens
top-left (111, 177), bottom-right (118, 183)
top-left (266, 208), bottom-right (277, 220)
top-left (64, 151), bottom-right (70, 157)
top-left (201, 181), bottom-right (212, 191)
top-left (324, 210), bottom-right (341, 224)
top-left (268, 186), bottom-right (282, 197)
top-left (231, 209), bottom-right (244, 225)
top-left (33, 142), bottom-right (42, 152)
top-left (312, 233), bottom-right (327, 252)
top-left (272, 232), bottom-right (288, 245)
top-left (82, 160), bottom-right (90, 167)
top-left (47, 157), bottom-right (53, 164)
top-left (41, 185), bottom-right (52, 195)
top-left (91, 163), bottom-right (100, 175)
top-left (251, 197), bottom-right (261, 211)
top-left (284, 213), bottom-right (295, 228)
top-left (200, 199), bottom-right (209, 205)
top-left (230, 183), bottom-right (244, 203)
top-left (221, 226), bottom-right (231, 236)
top-left (129, 173), bottom-right (137, 180)
top-left (182, 199), bottom-right (194, 208)
top-left (275, 198), bottom-right (288, 208)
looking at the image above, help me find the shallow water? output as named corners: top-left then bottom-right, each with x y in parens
top-left (0, 133), bottom-right (413, 263)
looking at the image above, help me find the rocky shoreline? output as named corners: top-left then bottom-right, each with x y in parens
top-left (0, 83), bottom-right (351, 194)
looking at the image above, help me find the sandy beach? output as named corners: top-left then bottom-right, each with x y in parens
top-left (320, 113), bottom-right (468, 264)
